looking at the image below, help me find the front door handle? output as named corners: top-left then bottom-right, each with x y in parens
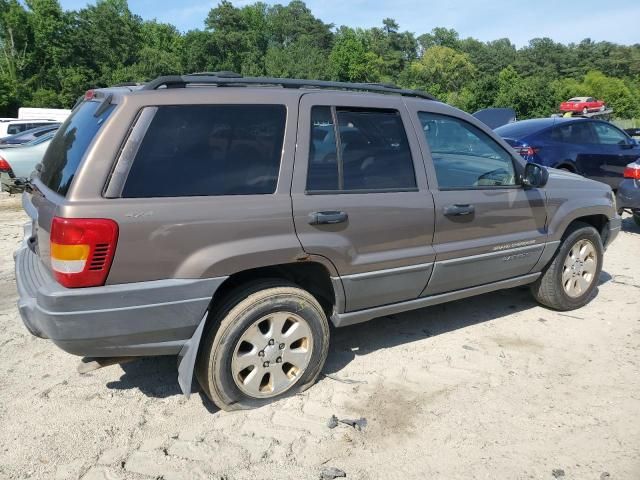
top-left (443, 204), bottom-right (475, 216)
top-left (309, 211), bottom-right (348, 225)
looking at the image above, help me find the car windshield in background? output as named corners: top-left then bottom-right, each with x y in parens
top-left (39, 101), bottom-right (114, 196)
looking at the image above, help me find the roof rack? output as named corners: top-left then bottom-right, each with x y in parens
top-left (142, 73), bottom-right (436, 100)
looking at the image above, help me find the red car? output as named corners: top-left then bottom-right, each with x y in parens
top-left (560, 97), bottom-right (606, 114)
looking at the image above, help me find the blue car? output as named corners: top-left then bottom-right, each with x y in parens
top-left (495, 118), bottom-right (640, 190)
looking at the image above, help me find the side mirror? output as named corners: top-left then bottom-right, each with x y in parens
top-left (522, 162), bottom-right (549, 188)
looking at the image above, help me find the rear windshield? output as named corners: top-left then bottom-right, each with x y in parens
top-left (39, 101), bottom-right (114, 196)
top-left (495, 120), bottom-right (553, 139)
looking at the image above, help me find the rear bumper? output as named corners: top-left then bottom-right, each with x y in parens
top-left (616, 179), bottom-right (640, 211)
top-left (14, 240), bottom-right (226, 357)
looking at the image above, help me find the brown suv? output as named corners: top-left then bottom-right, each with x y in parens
top-left (14, 74), bottom-right (621, 410)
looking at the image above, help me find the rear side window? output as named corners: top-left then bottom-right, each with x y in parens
top-left (551, 123), bottom-right (596, 144)
top-left (307, 106), bottom-right (416, 192)
top-left (40, 101), bottom-right (114, 196)
top-left (122, 105), bottom-right (286, 197)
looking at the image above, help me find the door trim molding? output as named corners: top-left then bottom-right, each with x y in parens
top-left (331, 272), bottom-right (540, 327)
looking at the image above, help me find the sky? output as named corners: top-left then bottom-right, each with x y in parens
top-left (58, 0), bottom-right (640, 47)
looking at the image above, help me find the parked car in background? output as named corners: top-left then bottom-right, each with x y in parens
top-left (560, 97), bottom-right (606, 114)
top-left (472, 107), bottom-right (516, 129)
top-left (17, 107), bottom-right (71, 123)
top-left (625, 127), bottom-right (640, 138)
top-left (0, 119), bottom-right (59, 138)
top-left (616, 161), bottom-right (640, 226)
top-left (0, 124), bottom-right (60, 147)
top-left (495, 118), bottom-right (640, 190)
top-left (0, 132), bottom-right (54, 193)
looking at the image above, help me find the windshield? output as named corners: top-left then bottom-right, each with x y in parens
top-left (39, 101), bottom-right (114, 196)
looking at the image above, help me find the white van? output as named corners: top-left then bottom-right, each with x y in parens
top-left (18, 107), bottom-right (71, 122)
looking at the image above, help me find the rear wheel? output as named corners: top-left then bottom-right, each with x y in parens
top-left (582, 107), bottom-right (589, 114)
top-left (599, 104), bottom-right (606, 112)
top-left (530, 223), bottom-right (603, 310)
top-left (196, 281), bottom-right (330, 410)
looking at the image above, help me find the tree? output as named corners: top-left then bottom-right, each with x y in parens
top-left (329, 28), bottom-right (382, 83)
top-left (402, 46), bottom-right (476, 99)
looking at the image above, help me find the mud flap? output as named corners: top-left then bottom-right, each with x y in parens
top-left (177, 311), bottom-right (208, 397)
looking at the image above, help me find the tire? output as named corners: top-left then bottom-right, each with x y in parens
top-left (582, 107), bottom-right (588, 115)
top-left (196, 280), bottom-right (330, 411)
top-left (633, 212), bottom-right (640, 228)
top-left (599, 105), bottom-right (606, 112)
top-left (530, 223), bottom-right (603, 311)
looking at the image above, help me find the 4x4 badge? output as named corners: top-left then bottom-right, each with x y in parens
top-left (125, 211), bottom-right (154, 218)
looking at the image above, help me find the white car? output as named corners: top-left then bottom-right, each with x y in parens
top-left (0, 133), bottom-right (53, 193)
top-left (0, 119), bottom-right (60, 138)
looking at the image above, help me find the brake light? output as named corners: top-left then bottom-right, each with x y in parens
top-left (50, 217), bottom-right (118, 288)
top-left (0, 157), bottom-right (11, 173)
top-left (84, 90), bottom-right (95, 100)
top-left (623, 163), bottom-right (640, 180)
top-left (515, 146), bottom-right (539, 157)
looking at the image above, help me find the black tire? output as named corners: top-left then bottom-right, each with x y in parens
top-left (530, 223), bottom-right (603, 311)
top-left (196, 280), bottom-right (330, 411)
top-left (633, 212), bottom-right (640, 228)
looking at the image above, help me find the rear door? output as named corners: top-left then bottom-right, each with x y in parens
top-left (291, 93), bottom-right (436, 312)
top-left (408, 106), bottom-right (547, 296)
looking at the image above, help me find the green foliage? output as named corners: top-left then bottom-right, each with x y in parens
top-left (329, 28), bottom-right (382, 83)
top-left (0, 1), bottom-right (639, 120)
top-left (402, 46), bottom-right (476, 99)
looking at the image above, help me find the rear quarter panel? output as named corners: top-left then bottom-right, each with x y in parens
top-left (59, 89), bottom-right (306, 284)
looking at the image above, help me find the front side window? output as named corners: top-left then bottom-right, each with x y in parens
top-left (307, 106), bottom-right (416, 192)
top-left (122, 105), bottom-right (286, 198)
top-left (418, 112), bottom-right (517, 189)
top-left (592, 122), bottom-right (629, 145)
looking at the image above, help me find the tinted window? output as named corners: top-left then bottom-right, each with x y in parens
top-left (592, 122), bottom-right (628, 145)
top-left (122, 105), bottom-right (286, 198)
top-left (419, 112), bottom-right (516, 189)
top-left (306, 106), bottom-right (416, 192)
top-left (551, 122), bottom-right (596, 144)
top-left (307, 106), bottom-right (339, 191)
top-left (7, 124), bottom-right (23, 135)
top-left (39, 101), bottom-right (114, 196)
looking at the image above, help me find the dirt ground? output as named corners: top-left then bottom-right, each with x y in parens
top-left (0, 191), bottom-right (638, 480)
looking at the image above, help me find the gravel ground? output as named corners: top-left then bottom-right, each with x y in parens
top-left (0, 191), bottom-right (639, 480)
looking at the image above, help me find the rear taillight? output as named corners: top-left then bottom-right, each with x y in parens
top-left (623, 163), bottom-right (640, 180)
top-left (0, 157), bottom-right (12, 173)
top-left (514, 146), bottom-right (539, 157)
top-left (50, 217), bottom-right (119, 288)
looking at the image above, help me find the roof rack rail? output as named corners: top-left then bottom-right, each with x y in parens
top-left (142, 73), bottom-right (436, 100)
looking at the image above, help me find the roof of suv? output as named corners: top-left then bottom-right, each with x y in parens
top-left (90, 72), bottom-right (436, 102)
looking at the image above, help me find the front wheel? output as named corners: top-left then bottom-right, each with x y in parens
top-left (196, 281), bottom-right (330, 411)
top-left (530, 223), bottom-right (603, 310)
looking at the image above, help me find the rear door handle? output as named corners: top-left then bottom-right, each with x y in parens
top-left (309, 211), bottom-right (348, 225)
top-left (443, 204), bottom-right (475, 216)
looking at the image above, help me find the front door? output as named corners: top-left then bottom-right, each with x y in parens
top-left (291, 93), bottom-right (436, 312)
top-left (590, 121), bottom-right (640, 189)
top-left (409, 108), bottom-right (548, 296)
